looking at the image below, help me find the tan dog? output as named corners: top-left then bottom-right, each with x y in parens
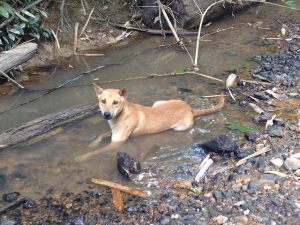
top-left (75, 84), bottom-right (224, 161)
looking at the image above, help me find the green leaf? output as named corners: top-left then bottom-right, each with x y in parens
top-left (175, 67), bottom-right (188, 74)
top-left (226, 123), bottom-right (257, 133)
top-left (189, 187), bottom-right (201, 194)
top-left (9, 28), bottom-right (21, 35)
top-left (22, 10), bottom-right (36, 18)
top-left (0, 6), bottom-right (9, 18)
top-left (2, 2), bottom-right (13, 14)
top-left (2, 35), bottom-right (9, 44)
top-left (14, 11), bottom-right (29, 22)
top-left (29, 32), bottom-right (40, 40)
top-left (39, 9), bottom-right (48, 18)
top-left (13, 24), bottom-right (24, 35)
top-left (8, 33), bottom-right (15, 41)
top-left (281, 0), bottom-right (298, 9)
top-left (252, 74), bottom-right (270, 82)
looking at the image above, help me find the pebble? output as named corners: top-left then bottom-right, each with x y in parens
top-left (244, 131), bottom-right (261, 142)
top-left (243, 209), bottom-right (250, 215)
top-left (0, 219), bottom-right (17, 225)
top-left (213, 215), bottom-right (228, 224)
top-left (2, 192), bottom-right (19, 202)
top-left (208, 207), bottom-right (218, 217)
top-left (267, 125), bottom-right (284, 138)
top-left (239, 99), bottom-right (249, 107)
top-left (213, 190), bottom-right (223, 200)
top-left (284, 157), bottom-right (300, 170)
top-left (248, 180), bottom-right (262, 190)
top-left (23, 199), bottom-right (37, 209)
top-left (270, 158), bottom-right (283, 168)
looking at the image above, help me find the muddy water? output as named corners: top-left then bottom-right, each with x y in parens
top-left (0, 5), bottom-right (298, 199)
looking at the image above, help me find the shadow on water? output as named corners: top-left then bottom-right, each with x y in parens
top-left (0, 4), bottom-right (298, 199)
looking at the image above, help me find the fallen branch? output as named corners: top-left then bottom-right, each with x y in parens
top-left (91, 178), bottom-right (146, 212)
top-left (0, 42), bottom-right (37, 74)
top-left (0, 103), bottom-right (98, 150)
top-left (236, 145), bottom-right (271, 167)
top-left (240, 79), bottom-right (272, 86)
top-left (51, 29), bottom-right (61, 49)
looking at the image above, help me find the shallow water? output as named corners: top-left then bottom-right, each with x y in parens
top-left (0, 4), bottom-right (298, 199)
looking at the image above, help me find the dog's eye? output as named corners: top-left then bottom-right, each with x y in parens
top-left (101, 99), bottom-right (106, 104)
top-left (113, 100), bottom-right (119, 105)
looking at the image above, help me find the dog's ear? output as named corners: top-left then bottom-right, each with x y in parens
top-left (119, 88), bottom-right (128, 98)
top-left (93, 83), bottom-right (103, 96)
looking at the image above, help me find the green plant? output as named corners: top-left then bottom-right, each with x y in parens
top-left (0, 0), bottom-right (51, 50)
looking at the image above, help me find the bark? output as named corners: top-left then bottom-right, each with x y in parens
top-left (0, 103), bottom-right (98, 150)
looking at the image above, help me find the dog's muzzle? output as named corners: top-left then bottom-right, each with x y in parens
top-left (103, 111), bottom-right (113, 120)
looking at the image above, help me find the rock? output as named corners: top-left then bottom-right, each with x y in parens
top-left (199, 135), bottom-right (239, 155)
top-left (239, 99), bottom-right (249, 107)
top-left (23, 199), bottom-right (37, 209)
top-left (270, 158), bottom-right (284, 168)
top-left (284, 158), bottom-right (300, 170)
top-left (253, 92), bottom-right (269, 100)
top-left (208, 207), bottom-right (218, 217)
top-left (253, 114), bottom-right (268, 124)
top-left (234, 215), bottom-right (249, 224)
top-left (248, 180), bottom-right (262, 190)
top-left (2, 192), bottom-right (20, 202)
top-left (213, 190), bottom-right (223, 200)
top-left (267, 125), bottom-right (284, 138)
top-left (244, 131), bottom-right (261, 142)
top-left (0, 219), bottom-right (17, 225)
top-left (116, 152), bottom-right (141, 179)
top-left (0, 173), bottom-right (6, 188)
top-left (213, 215), bottom-right (228, 224)
top-left (138, 0), bottom-right (252, 30)
top-left (234, 149), bottom-right (256, 159)
top-left (256, 159), bottom-right (265, 173)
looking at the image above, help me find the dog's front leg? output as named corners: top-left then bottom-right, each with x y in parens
top-left (74, 141), bottom-right (123, 162)
top-left (89, 130), bottom-right (112, 147)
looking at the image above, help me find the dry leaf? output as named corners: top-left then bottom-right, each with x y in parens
top-left (249, 103), bottom-right (264, 114)
top-left (281, 27), bottom-right (286, 36)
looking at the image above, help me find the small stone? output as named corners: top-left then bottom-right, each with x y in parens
top-left (117, 152), bottom-right (141, 179)
top-left (248, 180), bottom-right (262, 190)
top-left (0, 219), bottom-right (17, 225)
top-left (243, 209), bottom-right (250, 215)
top-left (270, 158), bottom-right (283, 168)
top-left (171, 214), bottom-right (179, 219)
top-left (200, 135), bottom-right (239, 155)
top-left (213, 215), bottom-right (228, 224)
top-left (209, 207), bottom-right (218, 217)
top-left (253, 92), bottom-right (269, 100)
top-left (161, 216), bottom-right (171, 225)
top-left (213, 190), bottom-right (223, 200)
top-left (267, 125), bottom-right (284, 138)
top-left (234, 200), bottom-right (246, 207)
top-left (235, 149), bottom-right (256, 159)
top-left (235, 215), bottom-right (249, 224)
top-left (239, 99), bottom-right (249, 107)
top-left (253, 114), bottom-right (268, 124)
top-left (23, 199), bottom-right (37, 209)
top-left (244, 131), bottom-right (261, 142)
top-left (284, 158), bottom-right (300, 170)
top-left (2, 192), bottom-right (19, 202)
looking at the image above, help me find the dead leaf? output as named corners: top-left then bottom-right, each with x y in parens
top-left (226, 73), bottom-right (237, 88)
top-left (266, 89), bottom-right (279, 99)
top-left (281, 27), bottom-right (286, 36)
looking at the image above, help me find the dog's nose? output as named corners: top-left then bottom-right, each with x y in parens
top-left (103, 112), bottom-right (112, 120)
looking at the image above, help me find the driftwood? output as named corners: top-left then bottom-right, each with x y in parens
top-left (0, 103), bottom-right (98, 150)
top-left (91, 178), bottom-right (146, 212)
top-left (0, 42), bottom-right (38, 73)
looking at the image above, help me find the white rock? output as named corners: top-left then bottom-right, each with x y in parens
top-left (243, 209), bottom-right (250, 215)
top-left (285, 157), bottom-right (300, 170)
top-left (214, 215), bottom-right (228, 224)
top-left (270, 158), bottom-right (283, 168)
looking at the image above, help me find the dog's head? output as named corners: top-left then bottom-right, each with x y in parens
top-left (93, 83), bottom-right (128, 120)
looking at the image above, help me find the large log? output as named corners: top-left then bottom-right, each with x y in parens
top-left (0, 103), bottom-right (98, 150)
top-left (0, 42), bottom-right (38, 73)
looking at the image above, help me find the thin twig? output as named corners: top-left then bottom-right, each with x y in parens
top-left (201, 26), bottom-right (234, 38)
top-left (74, 22), bottom-right (79, 54)
top-left (79, 6), bottom-right (95, 37)
top-left (190, 71), bottom-right (225, 83)
top-left (0, 70), bottom-right (24, 89)
top-left (194, 0), bottom-right (224, 70)
top-left (80, 0), bottom-right (87, 15)
top-left (51, 29), bottom-right (60, 49)
top-left (0, 198), bottom-right (27, 214)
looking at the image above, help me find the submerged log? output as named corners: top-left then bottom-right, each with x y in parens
top-left (0, 42), bottom-right (38, 73)
top-left (0, 103), bottom-right (98, 150)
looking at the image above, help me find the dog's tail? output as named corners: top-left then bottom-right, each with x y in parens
top-left (192, 93), bottom-right (225, 117)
